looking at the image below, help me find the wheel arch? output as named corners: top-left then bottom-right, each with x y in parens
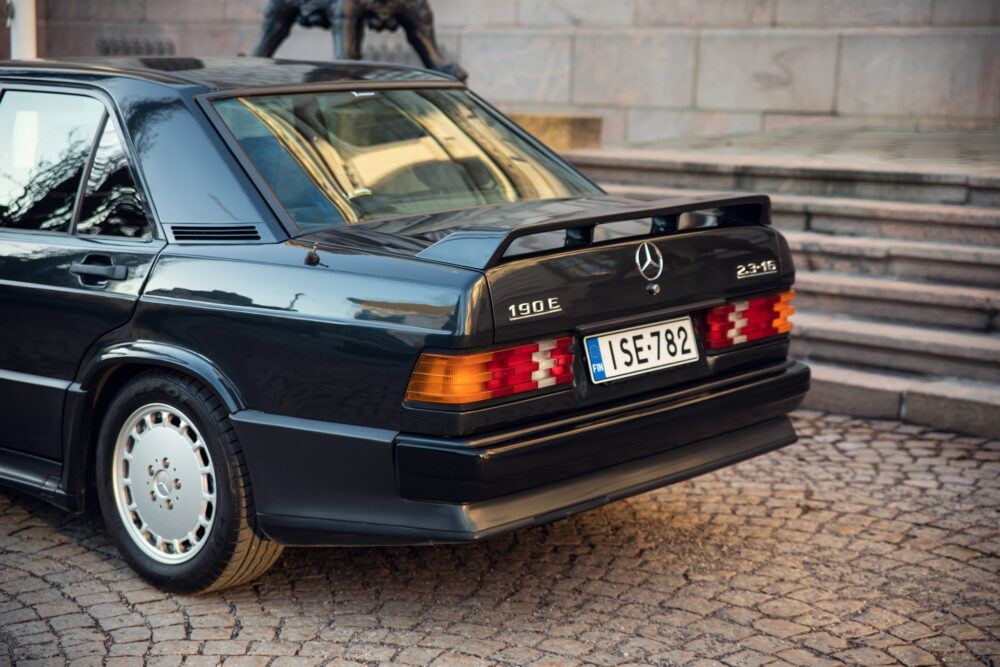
top-left (61, 341), bottom-right (248, 511)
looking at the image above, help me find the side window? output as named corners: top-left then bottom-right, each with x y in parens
top-left (0, 90), bottom-right (105, 232)
top-left (76, 120), bottom-right (153, 239)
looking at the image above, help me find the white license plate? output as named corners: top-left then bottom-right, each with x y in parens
top-left (584, 316), bottom-right (700, 383)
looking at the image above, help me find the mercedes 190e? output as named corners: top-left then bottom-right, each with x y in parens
top-left (0, 57), bottom-right (809, 592)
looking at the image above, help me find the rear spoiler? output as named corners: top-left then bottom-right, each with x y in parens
top-left (416, 194), bottom-right (771, 270)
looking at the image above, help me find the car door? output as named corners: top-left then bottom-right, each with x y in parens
top-left (0, 86), bottom-right (165, 461)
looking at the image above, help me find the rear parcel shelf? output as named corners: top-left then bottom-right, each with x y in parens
top-left (415, 194), bottom-right (772, 270)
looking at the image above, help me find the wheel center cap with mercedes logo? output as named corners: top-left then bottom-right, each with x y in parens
top-left (635, 242), bottom-right (664, 281)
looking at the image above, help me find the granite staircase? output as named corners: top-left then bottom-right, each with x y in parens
top-left (566, 140), bottom-right (1000, 438)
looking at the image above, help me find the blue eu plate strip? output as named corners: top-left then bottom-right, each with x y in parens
top-left (586, 338), bottom-right (606, 381)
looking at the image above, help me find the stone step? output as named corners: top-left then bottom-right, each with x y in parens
top-left (786, 231), bottom-right (1000, 287)
top-left (790, 312), bottom-right (1000, 383)
top-left (794, 272), bottom-right (999, 333)
top-left (802, 362), bottom-right (1000, 439)
top-left (602, 183), bottom-right (1000, 246)
top-left (567, 147), bottom-right (1000, 206)
top-left (573, 144), bottom-right (1000, 438)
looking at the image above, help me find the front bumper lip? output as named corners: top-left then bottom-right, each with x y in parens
top-left (248, 362), bottom-right (809, 546)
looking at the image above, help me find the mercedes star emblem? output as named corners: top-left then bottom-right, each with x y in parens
top-left (635, 242), bottom-right (664, 281)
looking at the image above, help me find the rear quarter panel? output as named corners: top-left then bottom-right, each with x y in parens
top-left (120, 241), bottom-right (492, 430)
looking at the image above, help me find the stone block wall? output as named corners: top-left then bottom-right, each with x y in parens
top-left (0, 18), bottom-right (9, 61)
top-left (14, 0), bottom-right (1000, 144)
top-left (36, 0), bottom-right (266, 58)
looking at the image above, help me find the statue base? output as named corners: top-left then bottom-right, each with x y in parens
top-left (509, 113), bottom-right (603, 151)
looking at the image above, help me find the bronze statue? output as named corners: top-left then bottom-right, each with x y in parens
top-left (251, 0), bottom-right (467, 81)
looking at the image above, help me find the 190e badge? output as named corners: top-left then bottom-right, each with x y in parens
top-left (508, 297), bottom-right (561, 321)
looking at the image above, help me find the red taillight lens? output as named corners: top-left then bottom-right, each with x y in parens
top-left (702, 290), bottom-right (795, 350)
top-left (405, 336), bottom-right (575, 404)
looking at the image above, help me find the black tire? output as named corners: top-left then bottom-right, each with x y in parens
top-left (95, 370), bottom-right (283, 593)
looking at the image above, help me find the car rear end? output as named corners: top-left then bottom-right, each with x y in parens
top-left (201, 77), bottom-right (809, 545)
top-left (391, 195), bottom-right (809, 515)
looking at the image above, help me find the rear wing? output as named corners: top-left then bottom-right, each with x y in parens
top-left (416, 194), bottom-right (771, 270)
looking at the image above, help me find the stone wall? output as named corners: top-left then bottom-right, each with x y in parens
top-left (18, 0), bottom-right (1000, 144)
top-left (0, 19), bottom-right (9, 62)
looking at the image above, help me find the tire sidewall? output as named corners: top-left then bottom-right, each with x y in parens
top-left (96, 373), bottom-right (241, 593)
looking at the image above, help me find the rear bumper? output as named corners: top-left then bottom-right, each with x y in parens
top-left (397, 361), bottom-right (809, 503)
top-left (234, 361), bottom-right (809, 546)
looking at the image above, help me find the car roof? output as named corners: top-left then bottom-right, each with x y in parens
top-left (0, 56), bottom-right (457, 90)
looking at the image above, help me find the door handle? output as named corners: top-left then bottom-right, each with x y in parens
top-left (70, 261), bottom-right (128, 281)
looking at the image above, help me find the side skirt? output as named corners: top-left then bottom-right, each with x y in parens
top-left (0, 447), bottom-right (77, 511)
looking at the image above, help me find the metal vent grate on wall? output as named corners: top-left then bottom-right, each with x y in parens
top-left (167, 225), bottom-right (263, 243)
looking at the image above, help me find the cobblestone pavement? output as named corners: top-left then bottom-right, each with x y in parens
top-left (1, 411), bottom-right (998, 667)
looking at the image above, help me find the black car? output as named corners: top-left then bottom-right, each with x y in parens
top-left (0, 57), bottom-right (809, 592)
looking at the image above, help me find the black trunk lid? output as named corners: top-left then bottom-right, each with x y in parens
top-left (298, 192), bottom-right (794, 344)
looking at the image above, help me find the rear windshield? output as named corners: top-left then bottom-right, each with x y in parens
top-left (212, 88), bottom-right (600, 230)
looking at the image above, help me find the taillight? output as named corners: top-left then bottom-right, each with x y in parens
top-left (703, 290), bottom-right (795, 350)
top-left (405, 336), bottom-right (575, 405)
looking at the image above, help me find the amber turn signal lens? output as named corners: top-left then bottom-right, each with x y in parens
top-left (405, 337), bottom-right (574, 405)
top-left (772, 290), bottom-right (795, 334)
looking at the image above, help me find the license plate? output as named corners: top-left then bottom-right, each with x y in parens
top-left (585, 316), bottom-right (699, 383)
